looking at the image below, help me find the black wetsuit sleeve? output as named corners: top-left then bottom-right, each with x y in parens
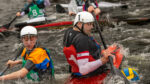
top-left (24, 60), bottom-right (35, 71)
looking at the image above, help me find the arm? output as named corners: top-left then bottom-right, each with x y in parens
top-left (16, 3), bottom-right (28, 17)
top-left (0, 68), bottom-right (28, 80)
top-left (77, 51), bottom-right (108, 75)
top-left (16, 11), bottom-right (25, 17)
top-left (1, 60), bottom-right (35, 80)
top-left (74, 36), bottom-right (112, 75)
top-left (87, 0), bottom-right (101, 15)
top-left (68, 0), bottom-right (78, 15)
top-left (77, 58), bottom-right (102, 75)
top-left (44, 0), bottom-right (50, 7)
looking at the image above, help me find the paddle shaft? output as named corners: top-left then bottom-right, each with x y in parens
top-left (92, 13), bottom-right (116, 73)
top-left (92, 13), bottom-right (130, 83)
top-left (0, 45), bottom-right (24, 76)
top-left (8, 16), bottom-right (17, 27)
top-left (2, 16), bottom-right (17, 29)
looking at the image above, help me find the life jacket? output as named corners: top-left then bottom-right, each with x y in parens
top-left (23, 1), bottom-right (45, 19)
top-left (21, 47), bottom-right (54, 81)
top-left (28, 4), bottom-right (45, 19)
top-left (63, 29), bottom-right (107, 77)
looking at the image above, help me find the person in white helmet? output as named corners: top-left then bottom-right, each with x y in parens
top-left (63, 11), bottom-right (117, 84)
top-left (0, 26), bottom-right (54, 81)
top-left (68, 0), bottom-right (101, 17)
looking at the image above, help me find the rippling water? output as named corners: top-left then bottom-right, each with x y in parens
top-left (0, 0), bottom-right (150, 84)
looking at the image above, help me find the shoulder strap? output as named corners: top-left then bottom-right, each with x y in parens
top-left (63, 28), bottom-right (72, 46)
top-left (71, 33), bottom-right (81, 44)
top-left (64, 28), bottom-right (82, 46)
top-left (43, 48), bottom-right (55, 78)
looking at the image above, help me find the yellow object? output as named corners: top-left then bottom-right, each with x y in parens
top-left (21, 48), bottom-right (50, 66)
top-left (121, 68), bottom-right (135, 80)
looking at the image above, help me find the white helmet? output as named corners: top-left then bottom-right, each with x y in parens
top-left (74, 11), bottom-right (94, 25)
top-left (20, 26), bottom-right (37, 37)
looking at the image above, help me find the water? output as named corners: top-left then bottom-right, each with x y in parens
top-left (0, 0), bottom-right (150, 84)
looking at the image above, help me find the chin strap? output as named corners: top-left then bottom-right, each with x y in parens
top-left (74, 23), bottom-right (86, 35)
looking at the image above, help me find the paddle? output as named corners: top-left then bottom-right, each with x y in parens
top-left (0, 44), bottom-right (24, 76)
top-left (0, 16), bottom-right (17, 29)
top-left (92, 12), bottom-right (130, 84)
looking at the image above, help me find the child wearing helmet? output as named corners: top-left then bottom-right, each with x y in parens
top-left (63, 11), bottom-right (118, 84)
top-left (0, 26), bottom-right (54, 81)
top-left (16, 0), bottom-right (50, 19)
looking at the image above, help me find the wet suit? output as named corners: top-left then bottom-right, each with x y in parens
top-left (21, 47), bottom-right (54, 81)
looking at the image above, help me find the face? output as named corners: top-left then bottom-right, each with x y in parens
top-left (27, 0), bottom-right (33, 3)
top-left (78, 22), bottom-right (94, 35)
top-left (22, 35), bottom-right (37, 50)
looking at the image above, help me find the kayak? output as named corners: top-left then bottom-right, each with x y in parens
top-left (65, 45), bottom-right (124, 84)
top-left (1, 16), bottom-right (149, 33)
top-left (0, 27), bottom-right (7, 32)
top-left (60, 1), bottom-right (128, 12)
top-left (0, 17), bottom-right (149, 33)
top-left (33, 17), bottom-right (150, 29)
top-left (60, 1), bottom-right (127, 8)
top-left (15, 16), bottom-right (56, 28)
top-left (35, 21), bottom-right (73, 29)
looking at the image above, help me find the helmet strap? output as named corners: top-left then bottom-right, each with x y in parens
top-left (74, 22), bottom-right (86, 35)
top-left (81, 23), bottom-right (85, 34)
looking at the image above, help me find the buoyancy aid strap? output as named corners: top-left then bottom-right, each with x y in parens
top-left (64, 29), bottom-right (82, 47)
top-left (63, 29), bottom-right (71, 46)
top-left (43, 48), bottom-right (55, 78)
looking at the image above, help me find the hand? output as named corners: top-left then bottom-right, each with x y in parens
top-left (88, 6), bottom-right (94, 13)
top-left (6, 60), bottom-right (17, 68)
top-left (16, 12), bottom-right (21, 16)
top-left (101, 50), bottom-right (115, 64)
top-left (69, 11), bottom-right (76, 16)
top-left (94, 8), bottom-right (101, 15)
